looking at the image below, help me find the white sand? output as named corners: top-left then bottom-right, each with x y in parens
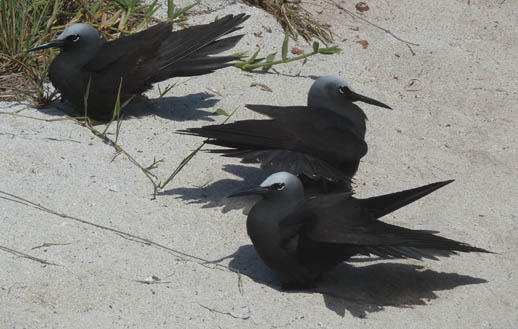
top-left (1, 0), bottom-right (517, 327)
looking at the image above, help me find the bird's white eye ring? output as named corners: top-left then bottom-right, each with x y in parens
top-left (272, 183), bottom-right (285, 191)
top-left (71, 34), bottom-right (80, 42)
top-left (338, 86), bottom-right (349, 94)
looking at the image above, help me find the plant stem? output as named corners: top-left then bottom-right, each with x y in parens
top-left (237, 51), bottom-right (318, 70)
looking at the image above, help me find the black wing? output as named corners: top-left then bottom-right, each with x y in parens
top-left (148, 13), bottom-right (249, 81)
top-left (85, 14), bottom-right (249, 95)
top-left (180, 105), bottom-right (367, 181)
top-left (361, 180), bottom-right (455, 219)
top-left (280, 188), bottom-right (490, 259)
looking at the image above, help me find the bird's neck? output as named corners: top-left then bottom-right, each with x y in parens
top-left (330, 103), bottom-right (367, 139)
top-left (309, 95), bottom-right (368, 139)
top-left (58, 44), bottom-right (102, 67)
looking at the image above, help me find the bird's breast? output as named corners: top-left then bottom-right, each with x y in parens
top-left (49, 57), bottom-right (87, 109)
top-left (246, 201), bottom-right (313, 282)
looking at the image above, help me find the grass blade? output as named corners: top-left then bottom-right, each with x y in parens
top-left (83, 76), bottom-right (92, 119)
top-left (281, 27), bottom-right (289, 61)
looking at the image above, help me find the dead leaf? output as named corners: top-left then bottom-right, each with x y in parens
top-left (250, 82), bottom-right (273, 92)
top-left (135, 275), bottom-right (170, 284)
top-left (291, 47), bottom-right (304, 55)
top-left (405, 79), bottom-right (423, 91)
top-left (356, 40), bottom-right (369, 49)
top-left (206, 88), bottom-right (223, 97)
top-left (356, 2), bottom-right (370, 12)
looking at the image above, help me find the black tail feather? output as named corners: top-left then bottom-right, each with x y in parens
top-left (361, 180), bottom-right (455, 219)
top-left (151, 13), bottom-right (249, 80)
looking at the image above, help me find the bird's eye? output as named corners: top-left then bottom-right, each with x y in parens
top-left (338, 86), bottom-right (351, 95)
top-left (271, 183), bottom-right (285, 191)
top-left (69, 34), bottom-right (80, 42)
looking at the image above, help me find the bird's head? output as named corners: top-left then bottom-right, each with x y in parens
top-left (228, 172), bottom-right (304, 201)
top-left (27, 23), bottom-right (103, 53)
top-left (307, 75), bottom-right (391, 138)
top-left (308, 74), bottom-right (391, 110)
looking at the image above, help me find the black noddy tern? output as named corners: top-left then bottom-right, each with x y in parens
top-left (27, 14), bottom-right (249, 121)
top-left (230, 172), bottom-right (491, 288)
top-left (181, 75), bottom-right (392, 192)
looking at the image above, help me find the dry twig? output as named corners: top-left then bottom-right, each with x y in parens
top-left (0, 245), bottom-right (60, 266)
top-left (327, 1), bottom-right (419, 53)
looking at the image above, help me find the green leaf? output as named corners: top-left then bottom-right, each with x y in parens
top-left (318, 46), bottom-right (342, 55)
top-left (114, 0), bottom-right (129, 10)
top-left (231, 51), bottom-right (248, 58)
top-left (214, 108), bottom-right (229, 116)
top-left (83, 77), bottom-right (92, 117)
top-left (281, 27), bottom-right (289, 61)
top-left (169, 0), bottom-right (199, 21)
top-left (130, 0), bottom-right (139, 9)
top-left (265, 52), bottom-right (276, 63)
top-left (142, 0), bottom-right (159, 19)
top-left (167, 0), bottom-right (176, 19)
top-left (112, 79), bottom-right (123, 120)
top-left (90, 1), bottom-right (104, 14)
top-left (312, 41), bottom-right (319, 53)
top-left (250, 57), bottom-right (266, 65)
top-left (261, 52), bottom-right (277, 71)
top-left (248, 48), bottom-right (261, 63)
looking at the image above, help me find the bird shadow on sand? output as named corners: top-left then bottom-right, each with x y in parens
top-left (158, 164), bottom-right (271, 214)
top-left (126, 92), bottom-right (219, 122)
top-left (222, 245), bottom-right (488, 318)
top-left (37, 92), bottom-right (219, 122)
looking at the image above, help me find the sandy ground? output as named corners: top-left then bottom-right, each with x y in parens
top-left (1, 0), bottom-right (517, 327)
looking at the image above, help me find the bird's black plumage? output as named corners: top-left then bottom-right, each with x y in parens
top-left (233, 172), bottom-right (491, 286)
top-left (180, 75), bottom-right (392, 192)
top-left (28, 14), bottom-right (249, 121)
top-left (184, 104), bottom-right (367, 182)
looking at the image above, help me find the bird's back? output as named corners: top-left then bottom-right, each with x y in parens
top-left (182, 105), bottom-right (367, 182)
top-left (53, 14), bottom-right (249, 120)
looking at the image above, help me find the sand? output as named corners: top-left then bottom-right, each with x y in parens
top-left (1, 0), bottom-right (517, 327)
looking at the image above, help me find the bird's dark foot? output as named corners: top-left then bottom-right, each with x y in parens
top-left (280, 281), bottom-right (316, 291)
top-left (321, 179), bottom-right (352, 194)
top-left (344, 180), bottom-right (352, 192)
top-left (87, 118), bottom-right (110, 126)
top-left (68, 116), bottom-right (108, 126)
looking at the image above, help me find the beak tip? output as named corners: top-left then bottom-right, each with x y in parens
top-left (349, 91), bottom-right (392, 110)
top-left (26, 39), bottom-right (63, 53)
top-left (26, 46), bottom-right (44, 53)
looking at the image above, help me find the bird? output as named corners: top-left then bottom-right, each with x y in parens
top-left (27, 14), bottom-right (250, 121)
top-left (229, 172), bottom-right (491, 289)
top-left (180, 75), bottom-right (392, 193)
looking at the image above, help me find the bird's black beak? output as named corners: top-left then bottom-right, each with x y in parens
top-left (227, 186), bottom-right (270, 198)
top-left (27, 39), bottom-right (65, 52)
top-left (341, 87), bottom-right (392, 109)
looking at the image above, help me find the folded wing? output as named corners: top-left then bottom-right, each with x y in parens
top-left (180, 105), bottom-right (367, 181)
top-left (280, 187), bottom-right (491, 260)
